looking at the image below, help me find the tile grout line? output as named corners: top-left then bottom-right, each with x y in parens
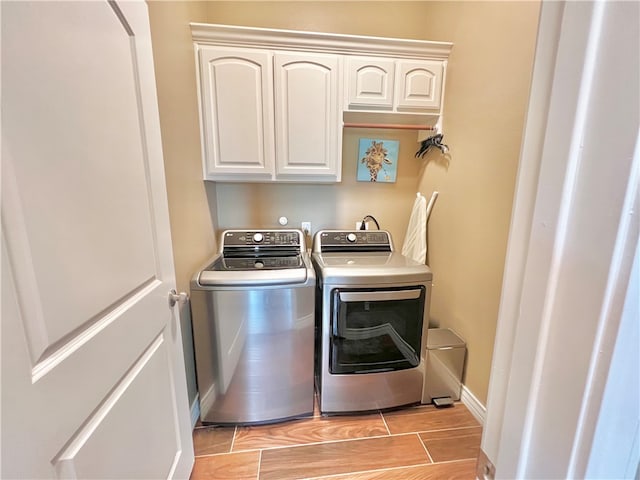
top-left (256, 449), bottom-right (263, 480)
top-left (420, 426), bottom-right (483, 436)
top-left (302, 461), bottom-right (435, 480)
top-left (379, 411), bottom-right (391, 435)
top-left (230, 424), bottom-right (482, 453)
top-left (224, 423), bottom-right (483, 455)
top-left (193, 429), bottom-right (481, 459)
top-left (230, 431), bottom-right (414, 454)
top-left (229, 425), bottom-right (237, 453)
top-left (417, 432), bottom-right (435, 464)
top-left (422, 432), bottom-right (483, 442)
top-left (194, 424), bottom-right (481, 458)
top-left (422, 425), bottom-right (482, 433)
top-left (304, 456), bottom-right (477, 479)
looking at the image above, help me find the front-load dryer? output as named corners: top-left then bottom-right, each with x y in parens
top-left (312, 230), bottom-right (432, 414)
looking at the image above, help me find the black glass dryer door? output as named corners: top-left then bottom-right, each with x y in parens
top-left (330, 287), bottom-right (425, 374)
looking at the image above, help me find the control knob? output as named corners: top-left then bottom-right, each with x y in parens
top-left (346, 233), bottom-right (357, 243)
top-left (253, 232), bottom-right (264, 243)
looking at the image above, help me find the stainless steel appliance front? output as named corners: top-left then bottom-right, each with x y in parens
top-left (190, 229), bottom-right (315, 425)
top-left (313, 230), bottom-right (433, 414)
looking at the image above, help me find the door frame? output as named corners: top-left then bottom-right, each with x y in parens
top-left (480, 1), bottom-right (639, 478)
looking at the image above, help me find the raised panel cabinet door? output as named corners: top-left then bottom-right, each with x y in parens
top-left (1, 1), bottom-right (193, 478)
top-left (198, 46), bottom-right (275, 180)
top-left (395, 60), bottom-right (444, 111)
top-left (273, 52), bottom-right (342, 182)
top-left (346, 57), bottom-right (395, 109)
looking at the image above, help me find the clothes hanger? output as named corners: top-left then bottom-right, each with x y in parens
top-left (415, 134), bottom-right (449, 158)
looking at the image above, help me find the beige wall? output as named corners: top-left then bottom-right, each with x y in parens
top-left (148, 1), bottom-right (540, 407)
top-left (415, 2), bottom-right (540, 403)
top-left (148, 1), bottom-right (217, 404)
top-left (207, 1), bottom-right (540, 404)
top-left (148, 1), bottom-right (217, 291)
top-left (215, 128), bottom-right (423, 248)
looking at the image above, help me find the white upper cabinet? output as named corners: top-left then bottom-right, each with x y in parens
top-left (395, 60), bottom-right (444, 111)
top-left (347, 57), bottom-right (444, 113)
top-left (198, 47), bottom-right (275, 181)
top-left (274, 52), bottom-right (341, 181)
top-left (347, 57), bottom-right (395, 109)
top-left (191, 23), bottom-right (452, 183)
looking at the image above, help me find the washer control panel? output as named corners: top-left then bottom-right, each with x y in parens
top-left (222, 230), bottom-right (302, 248)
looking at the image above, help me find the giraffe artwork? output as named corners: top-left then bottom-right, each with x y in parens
top-left (357, 138), bottom-right (399, 182)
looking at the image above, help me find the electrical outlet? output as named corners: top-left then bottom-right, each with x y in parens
top-left (355, 221), bottom-right (369, 230)
top-left (301, 222), bottom-right (311, 235)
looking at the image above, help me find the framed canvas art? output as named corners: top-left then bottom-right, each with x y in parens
top-left (357, 138), bottom-right (399, 182)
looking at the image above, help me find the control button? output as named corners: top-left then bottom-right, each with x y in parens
top-left (253, 233), bottom-right (264, 243)
top-left (254, 261), bottom-right (264, 269)
top-left (347, 233), bottom-right (357, 243)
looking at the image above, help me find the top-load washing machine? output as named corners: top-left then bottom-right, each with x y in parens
top-left (312, 230), bottom-right (433, 414)
top-left (190, 229), bottom-right (315, 425)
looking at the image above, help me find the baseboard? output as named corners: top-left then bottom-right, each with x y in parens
top-left (190, 395), bottom-right (200, 428)
top-left (460, 385), bottom-right (486, 425)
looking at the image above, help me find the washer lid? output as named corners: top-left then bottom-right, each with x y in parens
top-left (206, 255), bottom-right (303, 271)
top-left (198, 254), bottom-right (311, 286)
top-left (427, 328), bottom-right (466, 349)
top-left (198, 267), bottom-right (308, 287)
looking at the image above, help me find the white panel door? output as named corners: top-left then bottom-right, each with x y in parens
top-left (198, 46), bottom-right (275, 181)
top-left (1, 2), bottom-right (194, 478)
top-left (395, 60), bottom-right (444, 111)
top-left (273, 52), bottom-right (342, 182)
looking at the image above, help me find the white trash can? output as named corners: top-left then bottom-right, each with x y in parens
top-left (422, 328), bottom-right (466, 405)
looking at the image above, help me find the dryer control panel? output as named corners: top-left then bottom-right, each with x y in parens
top-left (313, 230), bottom-right (393, 252)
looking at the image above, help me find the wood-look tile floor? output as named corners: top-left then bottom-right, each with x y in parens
top-left (190, 401), bottom-right (481, 480)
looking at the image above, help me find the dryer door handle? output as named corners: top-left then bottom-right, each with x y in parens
top-left (338, 289), bottom-right (422, 303)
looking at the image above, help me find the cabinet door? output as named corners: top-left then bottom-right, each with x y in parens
top-left (274, 52), bottom-right (342, 181)
top-left (198, 47), bottom-right (275, 180)
top-left (346, 57), bottom-right (395, 109)
top-left (395, 60), bottom-right (444, 111)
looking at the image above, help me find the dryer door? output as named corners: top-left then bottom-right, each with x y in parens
top-left (329, 287), bottom-right (426, 374)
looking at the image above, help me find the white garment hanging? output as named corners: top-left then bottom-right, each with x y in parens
top-left (401, 193), bottom-right (427, 263)
top-left (401, 191), bottom-right (439, 264)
